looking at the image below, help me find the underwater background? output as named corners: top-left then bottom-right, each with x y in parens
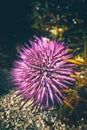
top-left (0, 0), bottom-right (87, 130)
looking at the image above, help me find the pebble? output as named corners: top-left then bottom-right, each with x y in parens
top-left (0, 90), bottom-right (87, 130)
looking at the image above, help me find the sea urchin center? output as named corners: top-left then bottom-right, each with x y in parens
top-left (40, 60), bottom-right (52, 78)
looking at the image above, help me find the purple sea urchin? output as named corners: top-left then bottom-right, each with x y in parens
top-left (11, 37), bottom-right (75, 109)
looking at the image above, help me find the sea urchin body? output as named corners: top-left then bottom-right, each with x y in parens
top-left (11, 36), bottom-right (75, 109)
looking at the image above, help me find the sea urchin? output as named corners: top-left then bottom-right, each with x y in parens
top-left (11, 36), bottom-right (75, 109)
